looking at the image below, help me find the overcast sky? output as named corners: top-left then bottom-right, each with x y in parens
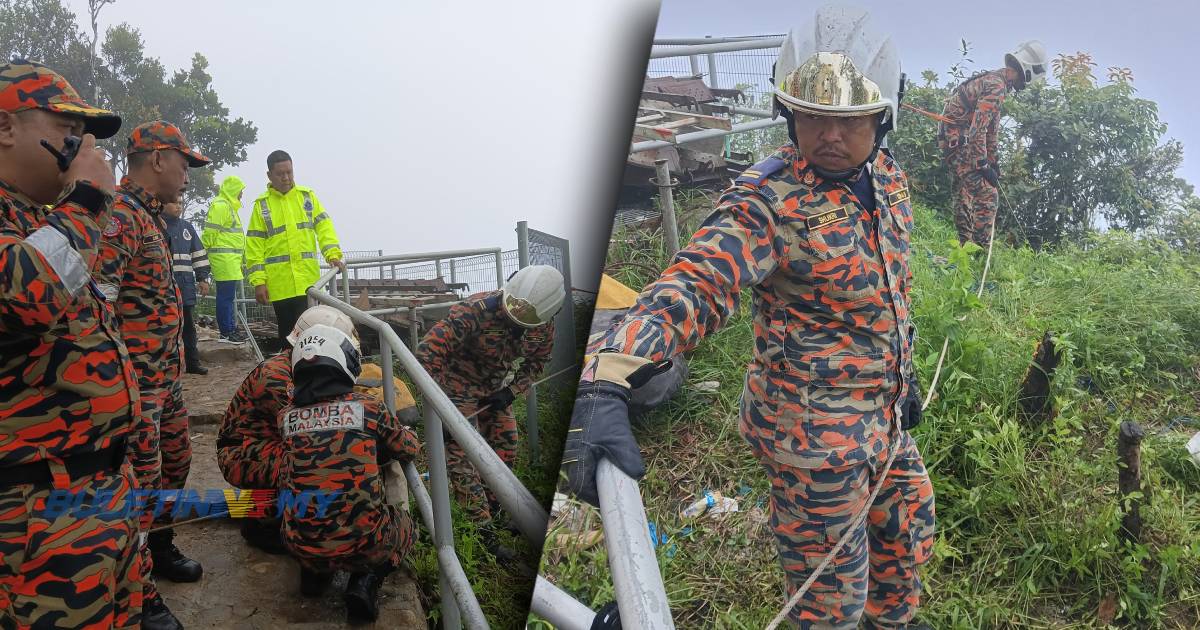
top-left (657, 0), bottom-right (1200, 189)
top-left (61, 0), bottom-right (1198, 292)
top-left (63, 0), bottom-right (659, 290)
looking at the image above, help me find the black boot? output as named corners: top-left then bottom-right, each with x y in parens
top-left (141, 592), bottom-right (184, 630)
top-left (299, 566), bottom-right (334, 598)
top-left (148, 529), bottom-right (202, 582)
top-left (240, 518), bottom-right (288, 555)
top-left (344, 564), bottom-right (391, 623)
top-left (185, 362), bottom-right (208, 375)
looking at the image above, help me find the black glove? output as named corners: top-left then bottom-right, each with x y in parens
top-left (479, 387), bottom-right (516, 413)
top-left (979, 164), bottom-right (999, 188)
top-left (561, 379), bottom-right (642, 506)
top-left (900, 373), bottom-right (923, 431)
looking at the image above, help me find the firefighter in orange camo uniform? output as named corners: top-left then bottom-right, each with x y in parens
top-left (937, 41), bottom-right (1048, 247)
top-left (416, 265), bottom-right (562, 547)
top-left (280, 324), bottom-right (419, 623)
top-left (95, 120), bottom-right (213, 630)
top-left (217, 305), bottom-right (417, 555)
top-left (563, 8), bottom-right (935, 629)
top-left (0, 59), bottom-right (143, 630)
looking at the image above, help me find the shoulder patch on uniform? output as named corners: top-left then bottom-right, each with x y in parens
top-left (806, 206), bottom-right (850, 231)
top-left (735, 156), bottom-right (787, 187)
top-left (102, 215), bottom-right (122, 237)
top-left (887, 187), bottom-right (910, 206)
top-left (182, 229), bottom-right (192, 241)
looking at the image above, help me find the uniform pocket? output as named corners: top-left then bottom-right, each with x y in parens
top-left (805, 225), bottom-right (875, 305)
top-left (771, 354), bottom-right (887, 466)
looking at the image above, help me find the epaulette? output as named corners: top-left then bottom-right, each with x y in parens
top-left (735, 156), bottom-right (787, 187)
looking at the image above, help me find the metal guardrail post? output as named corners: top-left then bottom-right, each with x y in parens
top-left (493, 251), bottom-right (504, 291)
top-left (514, 221), bottom-right (541, 465)
top-left (597, 460), bottom-right (675, 629)
top-left (236, 309), bottom-right (264, 363)
top-left (380, 341), bottom-right (396, 413)
top-left (425, 404), bottom-right (464, 630)
top-left (688, 54), bottom-right (701, 78)
top-left (706, 49), bottom-right (719, 89)
top-left (653, 160), bottom-right (681, 256)
top-left (341, 267), bottom-right (351, 302)
top-left (530, 577), bottom-right (597, 630)
top-left (449, 259), bottom-right (457, 285)
top-left (435, 258), bottom-right (443, 279)
top-left (410, 315), bottom-right (419, 350)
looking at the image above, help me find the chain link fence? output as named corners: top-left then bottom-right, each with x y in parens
top-left (646, 36), bottom-right (782, 106)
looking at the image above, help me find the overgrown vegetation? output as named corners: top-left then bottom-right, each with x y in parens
top-left (399, 368), bottom-right (579, 626)
top-left (538, 182), bottom-right (1200, 626)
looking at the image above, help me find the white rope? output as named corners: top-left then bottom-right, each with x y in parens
top-left (769, 189), bottom-right (1004, 627)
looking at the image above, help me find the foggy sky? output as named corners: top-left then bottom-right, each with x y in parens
top-left (63, 0), bottom-right (660, 290)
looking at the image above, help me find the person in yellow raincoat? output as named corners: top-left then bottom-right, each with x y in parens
top-left (244, 149), bottom-right (345, 341)
top-left (201, 174), bottom-right (248, 343)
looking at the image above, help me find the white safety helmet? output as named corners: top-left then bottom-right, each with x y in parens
top-left (772, 4), bottom-right (904, 175)
top-left (291, 323), bottom-right (361, 384)
top-left (773, 6), bottom-right (902, 122)
top-left (287, 304), bottom-right (360, 350)
top-left (1005, 40), bottom-right (1048, 90)
top-left (501, 264), bottom-right (565, 328)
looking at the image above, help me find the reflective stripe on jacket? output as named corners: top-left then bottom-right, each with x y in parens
top-left (164, 213), bottom-right (210, 306)
top-left (201, 175), bottom-right (246, 281)
top-left (244, 185), bottom-right (342, 301)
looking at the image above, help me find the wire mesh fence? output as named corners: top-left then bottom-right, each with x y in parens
top-left (646, 36), bottom-right (782, 106)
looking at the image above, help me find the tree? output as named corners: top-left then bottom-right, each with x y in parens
top-left (0, 0), bottom-right (257, 219)
top-left (889, 43), bottom-right (1191, 249)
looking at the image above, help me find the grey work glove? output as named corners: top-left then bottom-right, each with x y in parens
top-left (562, 354), bottom-right (671, 506)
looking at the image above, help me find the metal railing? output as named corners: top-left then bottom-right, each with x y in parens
top-left (309, 259), bottom-right (548, 629)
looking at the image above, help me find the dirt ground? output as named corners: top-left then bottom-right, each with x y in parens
top-left (157, 337), bottom-right (427, 629)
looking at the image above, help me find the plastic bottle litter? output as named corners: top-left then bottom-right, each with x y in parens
top-left (680, 491), bottom-right (739, 519)
top-left (1187, 431), bottom-right (1200, 466)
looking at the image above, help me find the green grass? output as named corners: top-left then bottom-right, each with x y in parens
top-left (536, 190), bottom-right (1200, 628)
top-left (402, 379), bottom-right (577, 627)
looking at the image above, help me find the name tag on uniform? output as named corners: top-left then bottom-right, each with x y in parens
top-left (143, 233), bottom-right (163, 245)
top-left (887, 187), bottom-right (910, 206)
top-left (283, 401), bottom-right (364, 437)
top-left (806, 206), bottom-right (849, 231)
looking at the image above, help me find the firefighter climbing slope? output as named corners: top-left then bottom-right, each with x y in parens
top-left (562, 6), bottom-right (936, 628)
top-left (417, 264), bottom-right (562, 558)
top-left (938, 40), bottom-right (1048, 247)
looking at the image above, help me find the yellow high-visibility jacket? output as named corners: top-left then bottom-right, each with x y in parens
top-left (244, 184), bottom-right (342, 301)
top-left (200, 175), bottom-right (246, 281)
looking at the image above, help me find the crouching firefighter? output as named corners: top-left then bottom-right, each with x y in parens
top-left (216, 304), bottom-right (417, 554)
top-left (562, 6), bottom-right (935, 629)
top-left (280, 324), bottom-right (420, 623)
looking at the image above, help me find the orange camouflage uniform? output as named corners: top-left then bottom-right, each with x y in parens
top-left (417, 291), bottom-right (554, 521)
top-left (94, 177), bottom-right (190, 602)
top-left (590, 145), bottom-right (936, 628)
top-left (938, 69), bottom-right (1011, 247)
top-left (217, 351), bottom-right (292, 490)
top-left (0, 178), bottom-right (143, 629)
top-left (279, 392), bottom-right (419, 573)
